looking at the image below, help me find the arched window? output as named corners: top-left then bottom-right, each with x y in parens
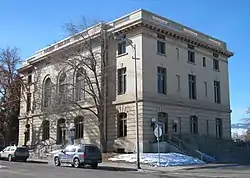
top-left (190, 116), bottom-right (198, 134)
top-left (57, 118), bottom-right (66, 144)
top-left (43, 77), bottom-right (52, 107)
top-left (58, 72), bottom-right (67, 103)
top-left (215, 118), bottom-right (222, 139)
top-left (42, 120), bottom-right (50, 141)
top-left (118, 113), bottom-right (127, 137)
top-left (74, 116), bottom-right (84, 139)
top-left (75, 68), bottom-right (85, 101)
top-left (158, 112), bottom-right (168, 135)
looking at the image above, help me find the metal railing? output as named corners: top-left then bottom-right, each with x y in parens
top-left (166, 134), bottom-right (204, 161)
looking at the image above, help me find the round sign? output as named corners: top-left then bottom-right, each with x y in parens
top-left (154, 126), bottom-right (163, 138)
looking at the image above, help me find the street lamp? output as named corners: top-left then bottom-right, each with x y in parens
top-left (115, 34), bottom-right (141, 170)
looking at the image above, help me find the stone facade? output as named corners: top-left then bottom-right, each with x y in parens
top-left (18, 9), bottom-right (233, 153)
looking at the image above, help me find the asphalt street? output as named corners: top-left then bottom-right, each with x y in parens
top-left (0, 160), bottom-right (165, 178)
top-left (1, 160), bottom-right (250, 178)
top-left (167, 165), bottom-right (250, 178)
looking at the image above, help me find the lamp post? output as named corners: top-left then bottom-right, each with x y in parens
top-left (115, 34), bottom-right (141, 170)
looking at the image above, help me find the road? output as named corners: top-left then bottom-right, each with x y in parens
top-left (167, 165), bottom-right (250, 178)
top-left (0, 160), bottom-right (164, 178)
top-left (1, 160), bottom-right (250, 178)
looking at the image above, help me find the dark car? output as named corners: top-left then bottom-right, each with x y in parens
top-left (53, 144), bottom-right (102, 168)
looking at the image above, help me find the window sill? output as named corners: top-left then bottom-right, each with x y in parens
top-left (187, 61), bottom-right (196, 65)
top-left (156, 52), bottom-right (167, 57)
top-left (117, 136), bottom-right (127, 139)
top-left (117, 53), bottom-right (128, 58)
top-left (214, 102), bottom-right (221, 104)
top-left (158, 92), bottom-right (167, 95)
top-left (117, 92), bottom-right (126, 96)
top-left (213, 69), bottom-right (220, 72)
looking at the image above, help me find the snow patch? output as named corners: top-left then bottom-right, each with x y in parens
top-left (109, 153), bottom-right (205, 167)
top-left (0, 165), bottom-right (6, 168)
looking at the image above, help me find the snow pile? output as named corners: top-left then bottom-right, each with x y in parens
top-left (109, 153), bottom-right (205, 167)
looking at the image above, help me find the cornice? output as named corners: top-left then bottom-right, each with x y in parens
top-left (116, 21), bottom-right (233, 58)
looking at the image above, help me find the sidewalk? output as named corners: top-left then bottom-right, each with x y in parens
top-left (26, 157), bottom-right (240, 174)
top-left (100, 162), bottom-right (239, 173)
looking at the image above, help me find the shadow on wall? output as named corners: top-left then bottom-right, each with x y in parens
top-left (84, 114), bottom-right (100, 147)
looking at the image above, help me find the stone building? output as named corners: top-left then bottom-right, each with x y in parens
top-left (18, 9), bottom-right (233, 153)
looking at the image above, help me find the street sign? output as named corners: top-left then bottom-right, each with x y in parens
top-left (154, 125), bottom-right (163, 138)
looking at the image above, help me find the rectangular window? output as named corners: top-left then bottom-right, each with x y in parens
top-left (213, 59), bottom-right (219, 70)
top-left (203, 57), bottom-right (206, 67)
top-left (214, 80), bottom-right (221, 104)
top-left (188, 74), bottom-right (196, 99)
top-left (157, 41), bottom-right (166, 54)
top-left (204, 81), bottom-right (208, 98)
top-left (157, 34), bottom-right (166, 54)
top-left (27, 70), bottom-right (32, 84)
top-left (157, 67), bottom-right (166, 94)
top-left (188, 44), bottom-right (195, 63)
top-left (118, 68), bottom-right (126, 95)
top-left (206, 120), bottom-right (209, 136)
top-left (215, 118), bottom-right (222, 139)
top-left (26, 93), bottom-right (31, 112)
top-left (118, 113), bottom-right (127, 137)
top-left (118, 41), bottom-right (126, 55)
top-left (188, 51), bottom-right (195, 63)
top-left (190, 116), bottom-right (198, 134)
top-left (176, 75), bottom-right (180, 92)
top-left (28, 75), bottom-right (32, 84)
top-left (178, 117), bottom-right (182, 134)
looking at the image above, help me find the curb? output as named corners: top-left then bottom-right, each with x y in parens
top-left (27, 159), bottom-right (48, 164)
top-left (181, 164), bottom-right (239, 170)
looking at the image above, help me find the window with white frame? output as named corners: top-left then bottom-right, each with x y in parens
top-left (118, 68), bottom-right (126, 95)
top-left (214, 80), bottom-right (221, 103)
top-left (188, 74), bottom-right (196, 99)
top-left (157, 34), bottom-right (166, 54)
top-left (157, 67), bottom-right (166, 94)
top-left (118, 113), bottom-right (127, 137)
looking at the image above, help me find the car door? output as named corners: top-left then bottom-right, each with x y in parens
top-left (65, 147), bottom-right (76, 163)
top-left (60, 146), bottom-right (70, 163)
top-left (2, 147), bottom-right (11, 158)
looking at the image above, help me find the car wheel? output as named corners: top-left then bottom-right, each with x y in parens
top-left (8, 155), bottom-right (12, 162)
top-left (73, 158), bottom-right (80, 168)
top-left (54, 157), bottom-right (61, 166)
top-left (91, 162), bottom-right (98, 169)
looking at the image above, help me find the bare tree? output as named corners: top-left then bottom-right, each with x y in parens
top-left (24, 20), bottom-right (117, 152)
top-left (53, 21), bottom-right (112, 152)
top-left (0, 47), bottom-right (23, 145)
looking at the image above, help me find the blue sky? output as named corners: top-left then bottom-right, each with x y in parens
top-left (0, 0), bottom-right (249, 123)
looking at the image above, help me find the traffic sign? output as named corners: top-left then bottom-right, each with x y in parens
top-left (154, 125), bottom-right (163, 138)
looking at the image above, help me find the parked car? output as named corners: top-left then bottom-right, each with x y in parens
top-left (53, 144), bottom-right (102, 168)
top-left (0, 145), bottom-right (29, 162)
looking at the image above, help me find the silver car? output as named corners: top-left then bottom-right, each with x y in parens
top-left (53, 144), bottom-right (102, 168)
top-left (0, 146), bottom-right (29, 162)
